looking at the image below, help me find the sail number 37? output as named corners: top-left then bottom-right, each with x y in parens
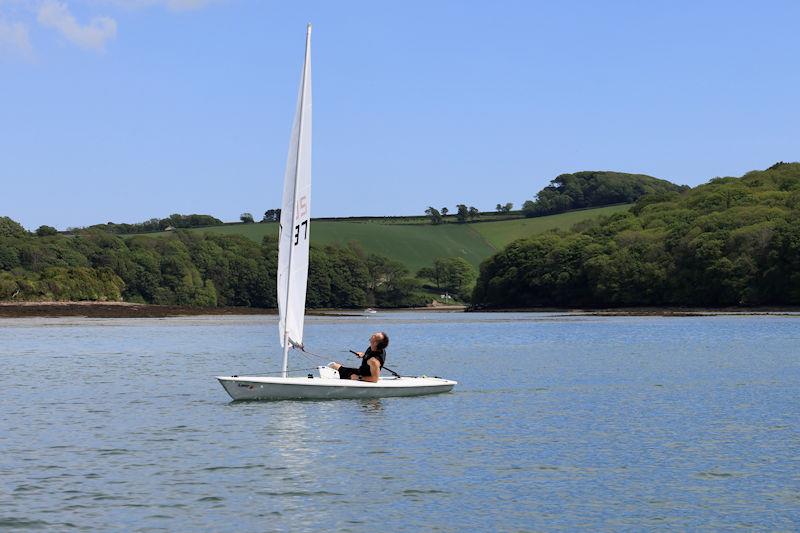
top-left (294, 195), bottom-right (308, 246)
top-left (294, 220), bottom-right (307, 245)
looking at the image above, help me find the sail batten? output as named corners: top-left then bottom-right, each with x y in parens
top-left (277, 24), bottom-right (312, 375)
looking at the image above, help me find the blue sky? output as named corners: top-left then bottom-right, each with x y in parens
top-left (1, 0), bottom-right (798, 230)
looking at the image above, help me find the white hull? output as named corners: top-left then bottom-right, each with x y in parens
top-left (217, 370), bottom-right (457, 401)
top-left (216, 30), bottom-right (457, 403)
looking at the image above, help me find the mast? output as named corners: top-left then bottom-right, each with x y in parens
top-left (278, 24), bottom-right (312, 378)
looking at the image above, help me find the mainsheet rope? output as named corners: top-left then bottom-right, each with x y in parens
top-left (256, 366), bottom-right (321, 376)
top-left (263, 345), bottom-right (405, 378)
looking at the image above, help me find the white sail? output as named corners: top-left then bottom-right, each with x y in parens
top-left (216, 25), bottom-right (457, 399)
top-left (278, 24), bottom-right (312, 371)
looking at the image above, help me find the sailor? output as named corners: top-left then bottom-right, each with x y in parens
top-left (330, 332), bottom-right (389, 383)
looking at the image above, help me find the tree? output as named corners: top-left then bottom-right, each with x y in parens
top-left (262, 209), bottom-right (281, 222)
top-left (521, 171), bottom-right (687, 218)
top-left (0, 244), bottom-right (21, 269)
top-left (366, 254), bottom-right (409, 292)
top-left (456, 204), bottom-right (469, 223)
top-left (441, 257), bottom-right (476, 296)
top-left (441, 207), bottom-right (449, 218)
top-left (375, 276), bottom-right (426, 307)
top-left (84, 214), bottom-right (223, 234)
top-left (473, 163), bottom-right (800, 308)
top-left (36, 225), bottom-right (58, 237)
top-left (364, 253), bottom-right (424, 307)
top-left (240, 213), bottom-right (255, 224)
top-left (416, 266), bottom-right (441, 289)
top-left (468, 206), bottom-right (480, 220)
top-left (0, 217), bottom-right (27, 238)
top-left (425, 207), bottom-right (443, 225)
top-left (417, 257), bottom-right (477, 299)
top-left (0, 218), bottom-right (432, 309)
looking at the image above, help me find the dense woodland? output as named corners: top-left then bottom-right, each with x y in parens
top-left (522, 171), bottom-right (688, 217)
top-left (4, 164), bottom-right (799, 309)
top-left (473, 163), bottom-right (800, 308)
top-left (0, 220), bottom-right (428, 308)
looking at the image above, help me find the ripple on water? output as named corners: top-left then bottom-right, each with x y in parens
top-left (2, 313), bottom-right (800, 531)
top-left (96, 448), bottom-right (131, 457)
top-left (200, 464), bottom-right (271, 471)
top-left (0, 518), bottom-right (51, 528)
top-left (695, 470), bottom-right (739, 479)
top-left (13, 484), bottom-right (45, 493)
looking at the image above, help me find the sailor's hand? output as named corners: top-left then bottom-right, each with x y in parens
top-left (355, 351), bottom-right (364, 358)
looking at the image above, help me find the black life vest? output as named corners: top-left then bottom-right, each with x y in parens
top-left (358, 347), bottom-right (385, 377)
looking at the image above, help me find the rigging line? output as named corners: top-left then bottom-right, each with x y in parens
top-left (295, 350), bottom-right (323, 365)
top-left (381, 365), bottom-right (403, 378)
top-left (255, 366), bottom-right (321, 376)
top-left (300, 346), bottom-right (405, 378)
top-left (298, 346), bottom-right (333, 361)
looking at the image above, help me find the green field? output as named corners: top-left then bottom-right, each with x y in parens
top-left (470, 204), bottom-right (631, 249)
top-left (145, 204), bottom-right (631, 274)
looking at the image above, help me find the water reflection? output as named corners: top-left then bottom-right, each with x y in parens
top-left (269, 402), bottom-right (313, 470)
top-left (357, 398), bottom-right (383, 414)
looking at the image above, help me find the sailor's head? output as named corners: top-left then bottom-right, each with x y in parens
top-left (370, 331), bottom-right (389, 351)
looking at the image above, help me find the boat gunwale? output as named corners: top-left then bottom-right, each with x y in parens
top-left (216, 375), bottom-right (457, 389)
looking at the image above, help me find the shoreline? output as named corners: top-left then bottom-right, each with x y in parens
top-left (0, 301), bottom-right (467, 319)
top-left (1, 301), bottom-right (798, 319)
top-left (0, 302), bottom-right (277, 319)
top-left (467, 306), bottom-right (800, 317)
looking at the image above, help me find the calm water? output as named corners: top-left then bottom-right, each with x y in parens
top-left (1, 312), bottom-right (799, 531)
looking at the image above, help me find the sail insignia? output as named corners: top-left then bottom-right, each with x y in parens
top-left (277, 24), bottom-right (312, 375)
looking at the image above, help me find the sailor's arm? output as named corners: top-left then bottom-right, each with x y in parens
top-left (350, 358), bottom-right (380, 383)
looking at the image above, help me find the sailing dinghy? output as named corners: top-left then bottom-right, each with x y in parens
top-left (217, 25), bottom-right (456, 401)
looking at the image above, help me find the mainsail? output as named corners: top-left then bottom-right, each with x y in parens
top-left (215, 25), bottom-right (457, 401)
top-left (277, 24), bottom-right (312, 376)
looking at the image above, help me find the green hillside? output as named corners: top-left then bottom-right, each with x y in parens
top-left (152, 204), bottom-right (632, 273)
top-left (0, 203), bottom-right (635, 308)
top-left (185, 221), bottom-right (492, 273)
top-left (473, 162), bottom-right (800, 308)
top-left (472, 204), bottom-right (631, 249)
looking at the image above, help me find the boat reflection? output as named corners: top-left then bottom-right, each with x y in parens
top-left (357, 398), bottom-right (383, 413)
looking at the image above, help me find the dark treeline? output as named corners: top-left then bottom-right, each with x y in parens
top-left (522, 171), bottom-right (688, 217)
top-left (82, 213), bottom-right (224, 235)
top-left (0, 219), bottom-right (425, 308)
top-left (473, 163), bottom-right (800, 308)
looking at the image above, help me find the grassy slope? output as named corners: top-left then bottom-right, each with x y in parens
top-left (184, 221), bottom-right (494, 273)
top-left (148, 204), bottom-right (632, 273)
top-left (471, 204), bottom-right (631, 249)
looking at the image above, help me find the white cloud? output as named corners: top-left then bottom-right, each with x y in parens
top-left (0, 18), bottom-right (32, 57)
top-left (0, 0), bottom-right (209, 56)
top-left (37, 0), bottom-right (116, 51)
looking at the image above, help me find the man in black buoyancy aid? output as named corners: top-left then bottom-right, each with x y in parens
top-left (329, 332), bottom-right (389, 383)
